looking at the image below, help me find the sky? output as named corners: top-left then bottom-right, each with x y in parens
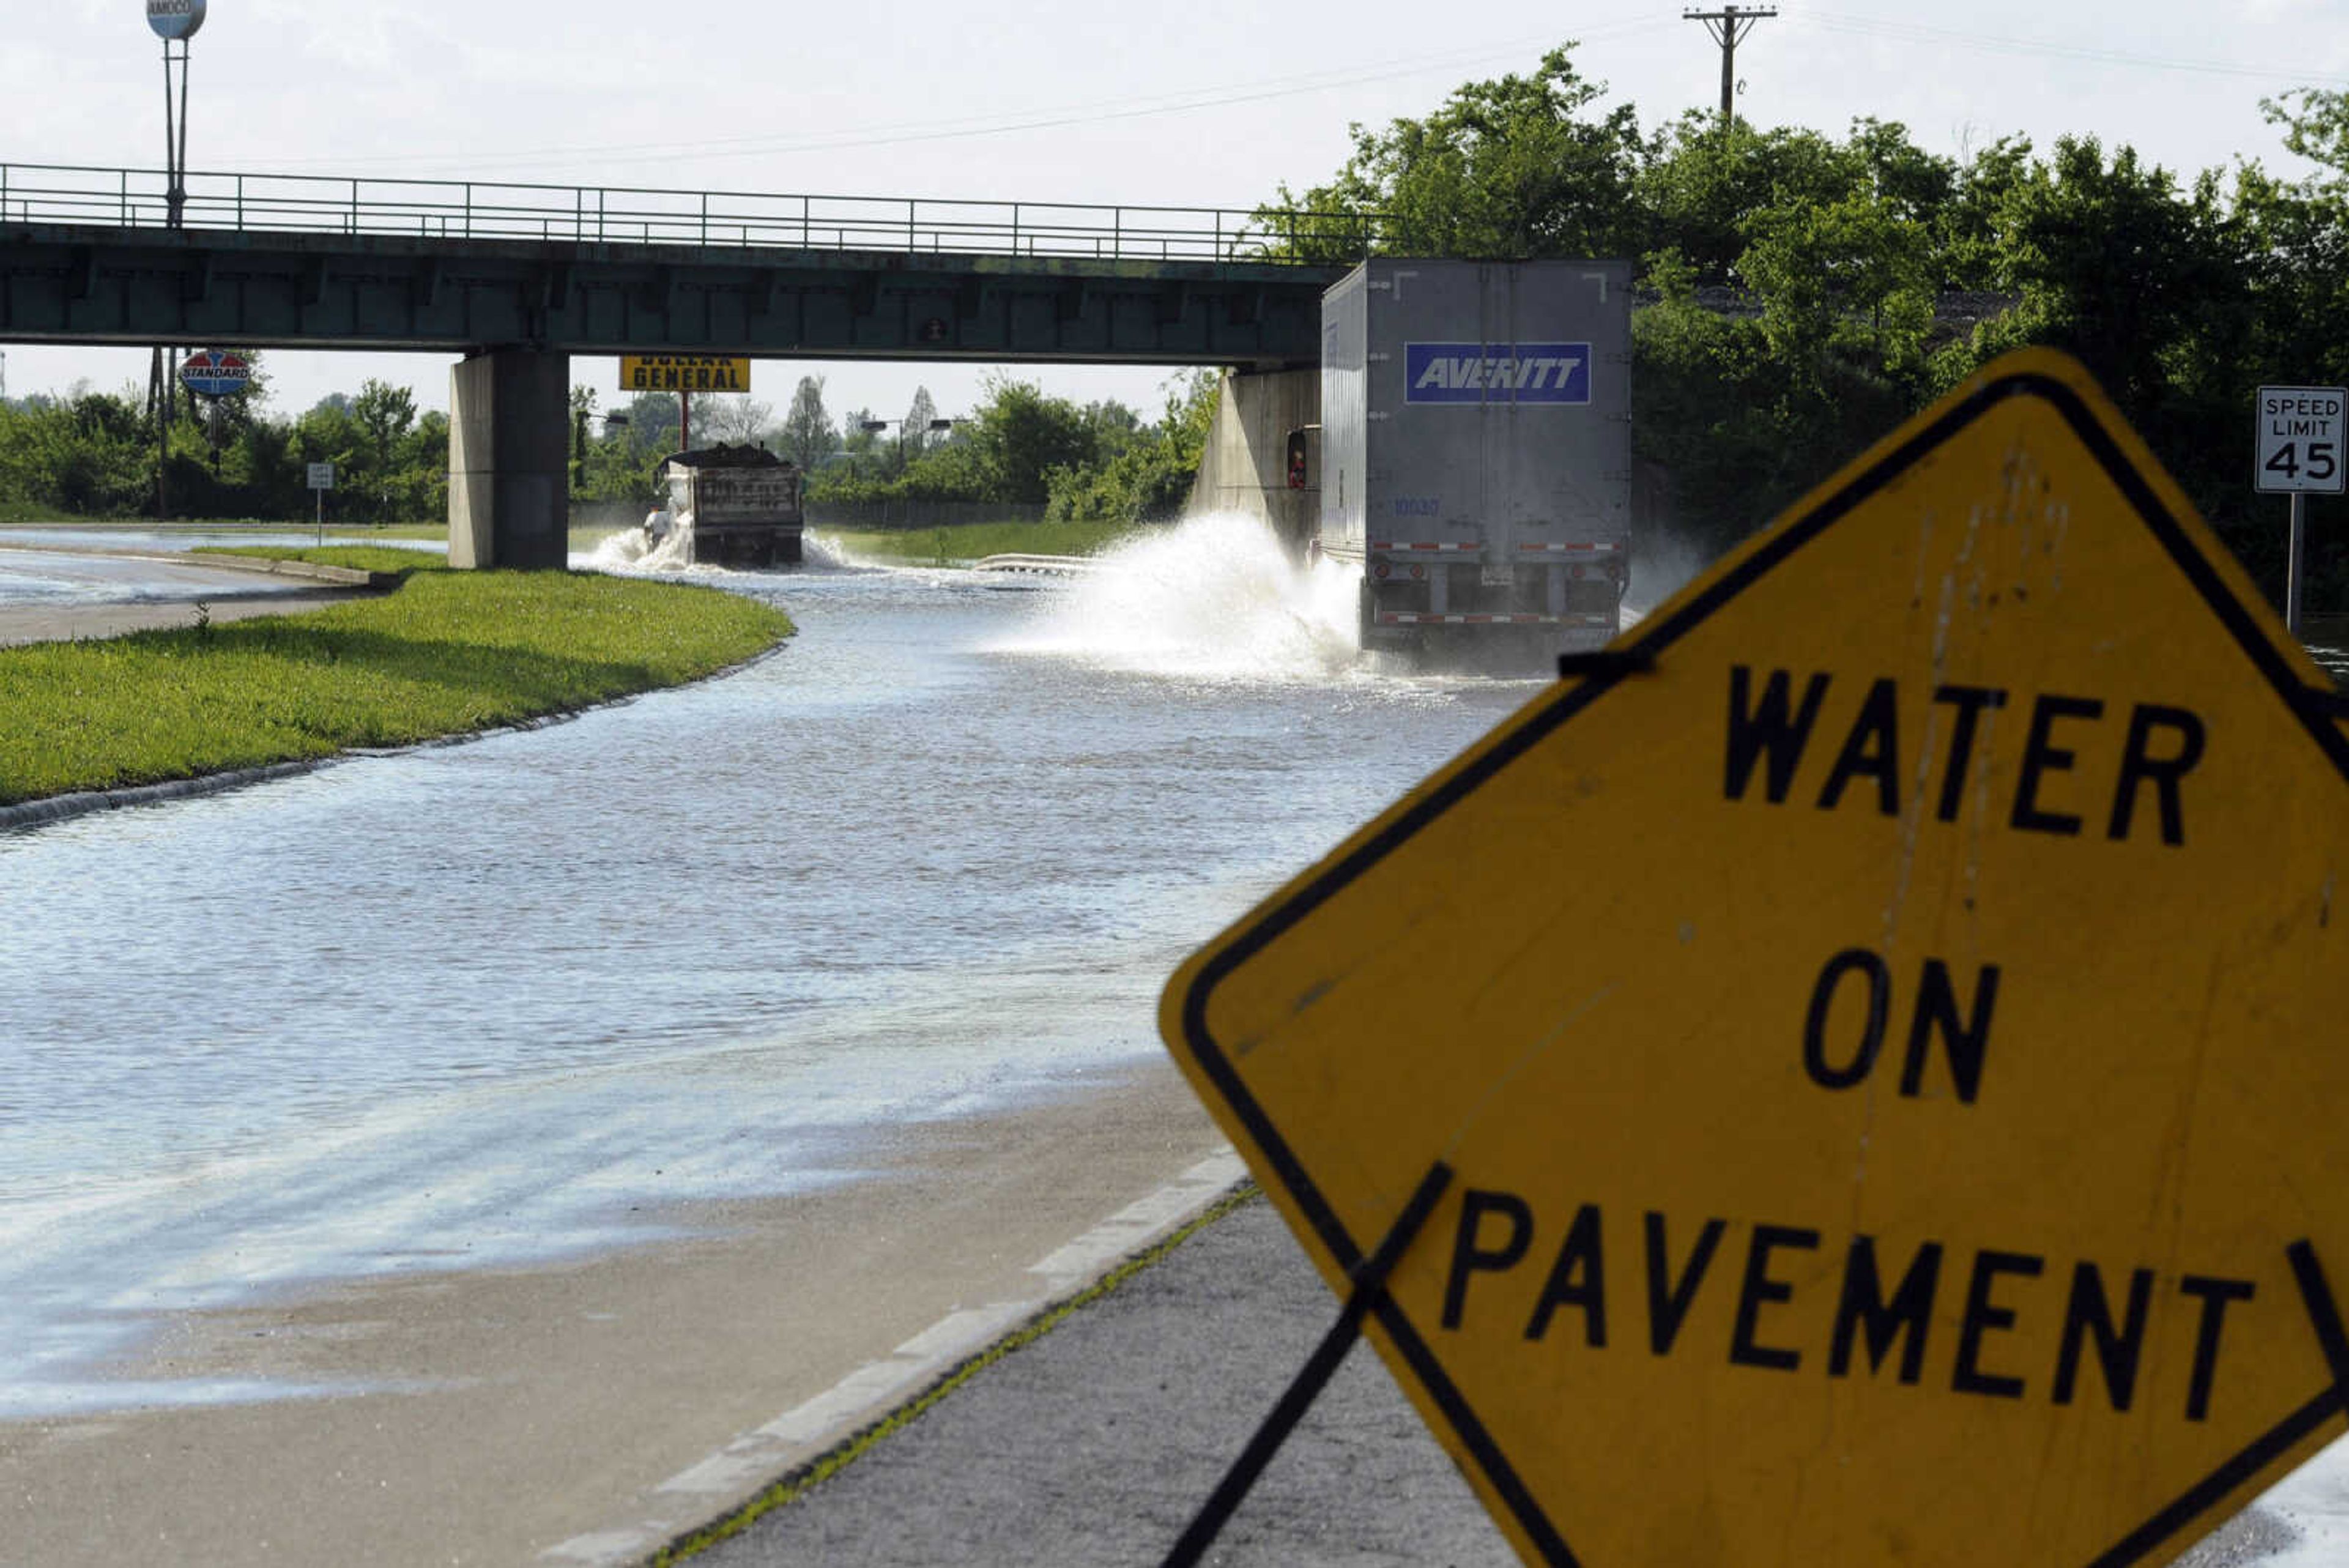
top-left (4, 0), bottom-right (2348, 428)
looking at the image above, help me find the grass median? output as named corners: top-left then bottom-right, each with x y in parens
top-left (0, 548), bottom-right (793, 806)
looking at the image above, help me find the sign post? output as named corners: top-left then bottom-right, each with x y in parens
top-left (307, 460), bottom-right (333, 544)
top-left (2255, 384), bottom-right (2345, 637)
top-left (1163, 349), bottom-right (2349, 1567)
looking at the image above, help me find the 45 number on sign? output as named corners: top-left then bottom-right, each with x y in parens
top-left (2262, 441), bottom-right (2338, 488)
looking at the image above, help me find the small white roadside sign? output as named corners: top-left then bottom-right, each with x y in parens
top-left (2254, 384), bottom-right (2348, 494)
top-left (306, 462), bottom-right (336, 491)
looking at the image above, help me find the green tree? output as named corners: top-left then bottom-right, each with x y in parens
top-left (903, 386), bottom-right (941, 459)
top-left (1952, 139), bottom-right (2245, 417)
top-left (697, 395), bottom-right (774, 447)
top-left (1260, 45), bottom-right (1646, 262)
top-left (623, 391), bottom-right (682, 457)
top-left (1636, 114), bottom-right (1885, 281)
top-left (1045, 372), bottom-right (1219, 522)
top-left (837, 406), bottom-right (885, 475)
top-left (1739, 188), bottom-right (1936, 373)
top-left (779, 376), bottom-right (837, 470)
top-left (348, 379), bottom-right (419, 521)
top-left (960, 379), bottom-right (1099, 503)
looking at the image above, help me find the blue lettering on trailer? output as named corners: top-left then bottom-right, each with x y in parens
top-left (1405, 343), bottom-right (1592, 405)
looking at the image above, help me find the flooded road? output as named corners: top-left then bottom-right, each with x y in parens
top-left (0, 515), bottom-right (1532, 1416)
top-left (4, 519), bottom-right (2342, 1565)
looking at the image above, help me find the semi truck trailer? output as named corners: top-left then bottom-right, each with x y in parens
top-left (1315, 258), bottom-right (1633, 669)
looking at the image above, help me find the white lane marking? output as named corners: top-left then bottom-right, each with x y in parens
top-left (894, 1302), bottom-right (1034, 1362)
top-left (751, 1359), bottom-right (938, 1446)
top-left (540, 1525), bottom-right (672, 1563)
top-left (1026, 1150), bottom-right (1247, 1292)
top-left (543, 1145), bottom-right (1245, 1562)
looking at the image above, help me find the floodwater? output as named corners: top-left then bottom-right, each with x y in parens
top-left (0, 545), bottom-right (324, 611)
top-left (0, 514), bottom-right (1532, 1416)
top-left (2305, 612), bottom-right (2348, 686)
top-left (0, 527), bottom-right (445, 615)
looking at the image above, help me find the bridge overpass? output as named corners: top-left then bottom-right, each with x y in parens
top-left (0, 163), bottom-right (1371, 566)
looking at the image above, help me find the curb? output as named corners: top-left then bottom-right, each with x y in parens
top-left (182, 550), bottom-right (404, 588)
top-left (541, 1155), bottom-right (1256, 1568)
top-left (0, 759), bottom-right (328, 831)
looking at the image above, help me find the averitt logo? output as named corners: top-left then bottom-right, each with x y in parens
top-left (1405, 343), bottom-right (1590, 404)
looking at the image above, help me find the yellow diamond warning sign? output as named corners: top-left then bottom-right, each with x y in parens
top-left (1161, 349), bottom-right (2349, 1567)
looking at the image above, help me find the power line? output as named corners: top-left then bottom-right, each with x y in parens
top-left (251, 18), bottom-right (1681, 180)
top-left (1791, 9), bottom-right (2349, 86)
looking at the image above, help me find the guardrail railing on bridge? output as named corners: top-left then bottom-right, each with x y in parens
top-left (0, 163), bottom-right (1381, 265)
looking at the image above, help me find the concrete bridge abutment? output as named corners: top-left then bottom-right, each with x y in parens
top-left (449, 349), bottom-right (570, 570)
top-left (1187, 368), bottom-right (1320, 557)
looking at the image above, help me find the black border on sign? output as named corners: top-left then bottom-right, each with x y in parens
top-left (1176, 370), bottom-right (2349, 1568)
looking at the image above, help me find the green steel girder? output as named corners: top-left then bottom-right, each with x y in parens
top-left (0, 221), bottom-right (1341, 368)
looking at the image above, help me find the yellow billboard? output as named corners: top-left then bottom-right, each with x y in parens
top-left (620, 356), bottom-right (751, 393)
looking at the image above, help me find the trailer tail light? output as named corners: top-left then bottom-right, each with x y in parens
top-left (1411, 563), bottom-right (1426, 580)
top-left (1373, 562), bottom-right (1391, 580)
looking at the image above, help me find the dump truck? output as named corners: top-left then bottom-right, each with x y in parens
top-left (1315, 258), bottom-right (1632, 669)
top-left (645, 445), bottom-right (804, 567)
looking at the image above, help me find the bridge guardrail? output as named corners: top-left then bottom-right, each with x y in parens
top-left (972, 553), bottom-right (1100, 576)
top-left (0, 163), bottom-right (1381, 266)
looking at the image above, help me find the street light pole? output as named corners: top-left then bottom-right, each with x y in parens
top-left (144, 0), bottom-right (206, 217)
top-left (161, 37), bottom-right (192, 227)
top-left (861, 416), bottom-right (960, 470)
top-left (145, 1), bottom-right (207, 525)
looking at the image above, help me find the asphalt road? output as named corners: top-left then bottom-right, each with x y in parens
top-left (698, 1194), bottom-right (1514, 1568)
top-left (697, 1197), bottom-right (2301, 1568)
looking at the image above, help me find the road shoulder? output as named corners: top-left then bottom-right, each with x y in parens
top-left (0, 1060), bottom-right (1228, 1568)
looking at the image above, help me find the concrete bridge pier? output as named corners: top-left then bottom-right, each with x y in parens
top-left (1187, 369), bottom-right (1321, 557)
top-left (449, 349), bottom-right (570, 570)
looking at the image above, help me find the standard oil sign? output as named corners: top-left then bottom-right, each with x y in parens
top-left (1162, 349), bottom-right (2349, 1567)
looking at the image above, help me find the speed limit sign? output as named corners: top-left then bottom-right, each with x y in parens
top-left (2255, 384), bottom-right (2347, 493)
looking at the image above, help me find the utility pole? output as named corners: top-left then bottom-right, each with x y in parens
top-left (1683, 5), bottom-right (1776, 128)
